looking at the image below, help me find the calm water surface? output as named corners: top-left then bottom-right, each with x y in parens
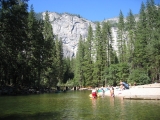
top-left (0, 90), bottom-right (160, 120)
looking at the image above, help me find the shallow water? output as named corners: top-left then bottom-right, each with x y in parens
top-left (0, 90), bottom-right (160, 120)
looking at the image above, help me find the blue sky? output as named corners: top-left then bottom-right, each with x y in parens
top-left (28, 0), bottom-right (160, 21)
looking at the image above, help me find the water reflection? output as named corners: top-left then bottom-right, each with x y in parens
top-left (91, 98), bottom-right (97, 109)
top-left (120, 97), bottom-right (125, 120)
top-left (110, 96), bottom-right (115, 107)
top-left (0, 91), bottom-right (160, 120)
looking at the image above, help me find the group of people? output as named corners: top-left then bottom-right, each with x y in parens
top-left (90, 80), bottom-right (129, 98)
top-left (91, 86), bottom-right (115, 98)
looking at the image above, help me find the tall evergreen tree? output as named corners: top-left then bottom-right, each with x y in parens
top-left (83, 25), bottom-right (94, 86)
top-left (0, 0), bottom-right (28, 85)
top-left (43, 11), bottom-right (56, 88)
top-left (101, 21), bottom-right (114, 86)
top-left (33, 20), bottom-right (45, 88)
top-left (126, 9), bottom-right (136, 64)
top-left (55, 38), bottom-right (64, 85)
top-left (134, 2), bottom-right (148, 69)
top-left (102, 22), bottom-right (114, 66)
top-left (63, 57), bottom-right (74, 84)
top-left (146, 0), bottom-right (160, 82)
top-left (75, 35), bottom-right (85, 87)
top-left (27, 5), bottom-right (44, 87)
top-left (93, 22), bottom-right (103, 86)
top-left (129, 2), bottom-right (151, 84)
top-left (117, 10), bottom-right (127, 63)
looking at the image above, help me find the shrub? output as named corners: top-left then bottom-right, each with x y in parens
top-left (128, 68), bottom-right (151, 85)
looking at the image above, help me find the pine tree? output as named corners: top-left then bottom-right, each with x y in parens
top-left (83, 25), bottom-right (94, 86)
top-left (0, 0), bottom-right (28, 85)
top-left (126, 9), bottom-right (136, 64)
top-left (154, 4), bottom-right (160, 82)
top-left (134, 2), bottom-right (148, 69)
top-left (146, 0), bottom-right (160, 82)
top-left (129, 2), bottom-right (151, 84)
top-left (75, 35), bottom-right (85, 87)
top-left (63, 57), bottom-right (74, 84)
top-left (34, 20), bottom-right (45, 88)
top-left (117, 10), bottom-right (127, 63)
top-left (43, 11), bottom-right (56, 88)
top-left (27, 5), bottom-right (43, 87)
top-left (101, 21), bottom-right (114, 86)
top-left (55, 38), bottom-right (64, 85)
top-left (102, 22), bottom-right (114, 66)
top-left (93, 22), bottom-right (103, 86)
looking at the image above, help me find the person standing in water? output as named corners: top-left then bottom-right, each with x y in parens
top-left (110, 86), bottom-right (114, 97)
top-left (101, 86), bottom-right (105, 97)
top-left (91, 88), bottom-right (97, 98)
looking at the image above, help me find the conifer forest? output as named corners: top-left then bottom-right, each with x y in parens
top-left (0, 0), bottom-right (160, 91)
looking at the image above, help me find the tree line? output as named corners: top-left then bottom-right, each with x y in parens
top-left (73, 0), bottom-right (160, 87)
top-left (0, 0), bottom-right (160, 90)
top-left (0, 0), bottom-right (73, 90)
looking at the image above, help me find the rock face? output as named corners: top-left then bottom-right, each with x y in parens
top-left (42, 12), bottom-right (96, 57)
top-left (42, 12), bottom-right (129, 58)
top-left (42, 12), bottom-right (140, 58)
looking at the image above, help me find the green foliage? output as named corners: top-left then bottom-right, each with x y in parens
top-left (105, 63), bottom-right (129, 86)
top-left (117, 10), bottom-right (127, 63)
top-left (105, 64), bottom-right (119, 86)
top-left (83, 25), bottom-right (94, 86)
top-left (93, 22), bottom-right (104, 86)
top-left (1, 0), bottom-right (160, 89)
top-left (74, 35), bottom-right (85, 87)
top-left (0, 1), bottom-right (74, 89)
top-left (63, 58), bottom-right (74, 83)
top-left (55, 38), bottom-right (64, 84)
top-left (0, 0), bottom-right (29, 85)
top-left (128, 69), bottom-right (151, 85)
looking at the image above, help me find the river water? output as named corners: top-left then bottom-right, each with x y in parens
top-left (0, 90), bottom-right (160, 120)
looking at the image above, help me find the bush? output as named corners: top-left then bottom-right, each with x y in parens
top-left (128, 68), bottom-right (151, 85)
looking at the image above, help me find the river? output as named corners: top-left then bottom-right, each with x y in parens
top-left (0, 90), bottom-right (160, 120)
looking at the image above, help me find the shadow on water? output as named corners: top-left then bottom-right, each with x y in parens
top-left (1, 111), bottom-right (62, 120)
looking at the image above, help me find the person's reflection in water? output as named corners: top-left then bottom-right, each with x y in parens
top-left (91, 97), bottom-right (97, 109)
top-left (110, 95), bottom-right (115, 107)
top-left (90, 97), bottom-right (97, 119)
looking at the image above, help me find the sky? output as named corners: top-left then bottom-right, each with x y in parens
top-left (28, 0), bottom-right (160, 21)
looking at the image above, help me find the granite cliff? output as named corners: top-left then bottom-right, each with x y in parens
top-left (42, 12), bottom-right (120, 57)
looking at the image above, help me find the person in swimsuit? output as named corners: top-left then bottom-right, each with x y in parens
top-left (110, 86), bottom-right (114, 97)
top-left (92, 88), bottom-right (97, 98)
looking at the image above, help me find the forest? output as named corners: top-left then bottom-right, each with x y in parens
top-left (0, 0), bottom-right (160, 93)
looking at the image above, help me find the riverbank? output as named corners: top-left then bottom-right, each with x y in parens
top-left (116, 83), bottom-right (160, 100)
top-left (94, 83), bottom-right (160, 100)
top-left (0, 85), bottom-right (57, 96)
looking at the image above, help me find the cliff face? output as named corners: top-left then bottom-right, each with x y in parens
top-left (42, 12), bottom-right (120, 58)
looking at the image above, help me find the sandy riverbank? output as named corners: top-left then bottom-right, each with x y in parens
top-left (114, 83), bottom-right (160, 100)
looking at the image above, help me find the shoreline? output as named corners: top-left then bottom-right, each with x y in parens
top-left (96, 83), bottom-right (160, 100)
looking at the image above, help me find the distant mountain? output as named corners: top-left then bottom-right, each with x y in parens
top-left (41, 12), bottom-right (96, 57)
top-left (39, 12), bottom-right (139, 58)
